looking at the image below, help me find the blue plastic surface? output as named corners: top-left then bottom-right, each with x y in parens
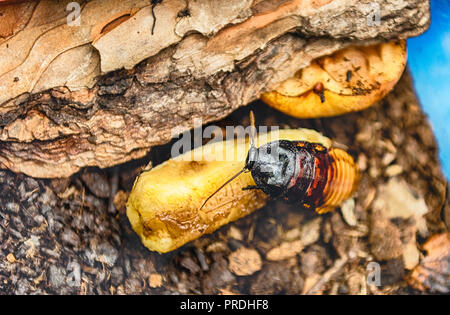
top-left (408, 0), bottom-right (450, 179)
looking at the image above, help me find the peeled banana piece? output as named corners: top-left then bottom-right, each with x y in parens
top-left (127, 129), bottom-right (331, 253)
top-left (261, 41), bottom-right (407, 118)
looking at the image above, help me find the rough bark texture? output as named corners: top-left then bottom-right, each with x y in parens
top-left (0, 0), bottom-right (430, 178)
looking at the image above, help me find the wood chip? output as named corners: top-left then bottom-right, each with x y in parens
top-left (374, 178), bottom-right (428, 237)
top-left (148, 273), bottom-right (163, 288)
top-left (228, 247), bottom-right (262, 276)
top-left (381, 152), bottom-right (396, 166)
top-left (362, 188), bottom-right (376, 210)
top-left (218, 288), bottom-right (239, 295)
top-left (369, 210), bottom-right (404, 260)
top-left (113, 190), bottom-right (129, 214)
top-left (385, 164), bottom-right (403, 177)
top-left (284, 228), bottom-right (301, 241)
top-left (408, 233), bottom-right (450, 293)
top-left (300, 218), bottom-right (322, 246)
top-left (357, 154), bottom-right (368, 171)
top-left (227, 226), bottom-right (243, 241)
top-left (403, 242), bottom-right (420, 270)
top-left (302, 273), bottom-right (321, 294)
top-left (205, 241), bottom-right (228, 253)
top-left (340, 198), bottom-right (357, 227)
top-left (306, 257), bottom-right (348, 295)
top-left (369, 166), bottom-right (381, 178)
top-left (266, 240), bottom-right (304, 261)
top-left (6, 253), bottom-right (16, 263)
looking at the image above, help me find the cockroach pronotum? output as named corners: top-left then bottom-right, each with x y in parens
top-left (201, 111), bottom-right (358, 214)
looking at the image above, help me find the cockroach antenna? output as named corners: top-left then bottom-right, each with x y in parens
top-left (199, 111), bottom-right (257, 210)
top-left (199, 168), bottom-right (246, 210)
top-left (249, 110), bottom-right (256, 148)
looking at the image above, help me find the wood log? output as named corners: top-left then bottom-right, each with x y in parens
top-left (0, 0), bottom-right (430, 177)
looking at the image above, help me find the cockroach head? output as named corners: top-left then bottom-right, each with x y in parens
top-left (245, 145), bottom-right (258, 171)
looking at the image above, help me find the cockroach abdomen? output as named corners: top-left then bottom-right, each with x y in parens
top-left (316, 148), bottom-right (358, 214)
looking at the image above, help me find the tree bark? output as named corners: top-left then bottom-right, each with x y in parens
top-left (0, 0), bottom-right (430, 177)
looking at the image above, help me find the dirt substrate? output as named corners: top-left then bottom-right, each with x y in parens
top-left (0, 71), bottom-right (449, 295)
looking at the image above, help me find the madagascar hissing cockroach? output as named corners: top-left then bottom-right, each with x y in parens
top-left (201, 111), bottom-right (358, 214)
top-left (127, 112), bottom-right (358, 252)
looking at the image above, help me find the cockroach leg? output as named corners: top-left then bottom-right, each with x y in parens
top-left (242, 185), bottom-right (260, 191)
